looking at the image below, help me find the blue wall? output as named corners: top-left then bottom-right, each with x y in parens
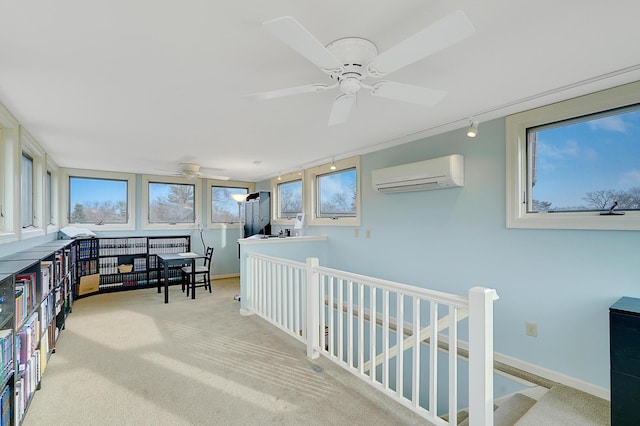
top-left (260, 117), bottom-right (638, 391)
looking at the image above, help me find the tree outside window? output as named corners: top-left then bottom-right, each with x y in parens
top-left (212, 186), bottom-right (248, 222)
top-left (148, 182), bottom-right (195, 223)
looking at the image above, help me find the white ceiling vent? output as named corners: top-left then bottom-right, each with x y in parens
top-left (371, 154), bottom-right (464, 193)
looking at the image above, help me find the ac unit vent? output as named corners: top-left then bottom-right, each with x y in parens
top-left (371, 154), bottom-right (464, 193)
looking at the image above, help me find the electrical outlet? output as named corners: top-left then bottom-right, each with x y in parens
top-left (366, 229), bottom-right (371, 238)
top-left (354, 229), bottom-right (359, 238)
top-left (526, 321), bottom-right (537, 337)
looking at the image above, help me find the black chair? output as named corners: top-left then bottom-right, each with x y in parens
top-left (181, 246), bottom-right (214, 297)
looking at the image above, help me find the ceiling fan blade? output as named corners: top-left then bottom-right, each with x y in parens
top-left (328, 94), bottom-right (355, 126)
top-left (201, 175), bottom-right (230, 181)
top-left (369, 81), bottom-right (447, 107)
top-left (245, 83), bottom-right (336, 101)
top-left (367, 10), bottom-right (475, 76)
top-left (263, 16), bottom-right (343, 72)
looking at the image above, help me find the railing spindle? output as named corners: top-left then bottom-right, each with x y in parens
top-left (448, 306), bottom-right (458, 425)
top-left (429, 301), bottom-right (438, 415)
top-left (370, 287), bottom-right (377, 383)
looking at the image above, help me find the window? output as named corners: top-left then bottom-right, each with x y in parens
top-left (148, 182), bottom-right (195, 223)
top-left (527, 105), bottom-right (640, 213)
top-left (307, 156), bottom-right (360, 226)
top-left (141, 175), bottom-right (199, 230)
top-left (206, 180), bottom-right (254, 228)
top-left (211, 186), bottom-right (248, 223)
top-left (317, 168), bottom-right (357, 218)
top-left (21, 152), bottom-right (34, 228)
top-left (506, 81), bottom-right (640, 230)
top-left (46, 171), bottom-right (53, 225)
top-left (271, 172), bottom-right (303, 226)
top-left (278, 179), bottom-right (302, 219)
top-left (63, 169), bottom-right (135, 231)
top-left (69, 176), bottom-right (128, 224)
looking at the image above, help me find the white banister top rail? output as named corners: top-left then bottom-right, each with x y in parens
top-left (247, 252), bottom-right (470, 308)
top-left (247, 252), bottom-right (306, 269)
top-left (315, 264), bottom-right (470, 309)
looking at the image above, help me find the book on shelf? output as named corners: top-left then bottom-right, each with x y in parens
top-left (0, 330), bottom-right (12, 387)
top-left (41, 261), bottom-right (53, 299)
top-left (0, 382), bottom-right (11, 426)
top-left (15, 271), bottom-right (37, 317)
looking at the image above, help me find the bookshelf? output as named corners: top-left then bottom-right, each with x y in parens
top-left (75, 236), bottom-right (191, 298)
top-left (0, 239), bottom-right (74, 425)
top-left (0, 273), bottom-right (13, 426)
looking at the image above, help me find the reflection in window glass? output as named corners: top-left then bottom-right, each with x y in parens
top-left (148, 182), bottom-right (195, 223)
top-left (527, 105), bottom-right (640, 212)
top-left (21, 153), bottom-right (33, 227)
top-left (278, 180), bottom-right (302, 219)
top-left (317, 168), bottom-right (357, 218)
top-left (212, 186), bottom-right (248, 222)
top-left (69, 177), bottom-right (128, 223)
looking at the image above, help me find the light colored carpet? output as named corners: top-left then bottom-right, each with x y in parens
top-left (515, 384), bottom-right (610, 426)
top-left (22, 278), bottom-right (427, 425)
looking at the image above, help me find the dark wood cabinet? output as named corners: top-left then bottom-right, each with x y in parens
top-left (610, 296), bottom-right (640, 426)
top-left (244, 191), bottom-right (271, 237)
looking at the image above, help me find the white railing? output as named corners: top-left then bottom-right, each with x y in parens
top-left (245, 253), bottom-right (499, 426)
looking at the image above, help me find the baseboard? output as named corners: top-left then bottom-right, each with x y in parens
top-left (451, 336), bottom-right (609, 401)
top-left (493, 351), bottom-right (610, 401)
top-left (212, 273), bottom-right (239, 280)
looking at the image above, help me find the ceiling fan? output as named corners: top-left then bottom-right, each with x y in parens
top-left (247, 10), bottom-right (475, 126)
top-left (158, 163), bottom-right (229, 181)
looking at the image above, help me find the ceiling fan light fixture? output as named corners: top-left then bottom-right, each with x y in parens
top-left (466, 120), bottom-right (479, 138)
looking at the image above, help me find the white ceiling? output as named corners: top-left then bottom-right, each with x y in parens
top-left (1, 1), bottom-right (640, 182)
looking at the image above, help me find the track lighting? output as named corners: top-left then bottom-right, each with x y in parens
top-left (330, 157), bottom-right (337, 170)
top-left (466, 120), bottom-right (479, 138)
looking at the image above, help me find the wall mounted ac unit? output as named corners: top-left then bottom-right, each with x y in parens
top-left (371, 154), bottom-right (464, 193)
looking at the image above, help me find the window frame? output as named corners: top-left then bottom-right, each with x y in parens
top-left (21, 151), bottom-right (34, 229)
top-left (206, 179), bottom-right (254, 229)
top-left (306, 156), bottom-right (360, 227)
top-left (63, 168), bottom-right (136, 231)
top-left (20, 129), bottom-right (45, 240)
top-left (0, 104), bottom-right (18, 244)
top-left (271, 172), bottom-right (303, 228)
top-left (506, 81), bottom-right (640, 230)
top-left (141, 174), bottom-right (200, 230)
top-left (45, 157), bottom-right (60, 235)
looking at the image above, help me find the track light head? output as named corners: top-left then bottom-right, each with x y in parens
top-left (466, 121), bottom-right (479, 138)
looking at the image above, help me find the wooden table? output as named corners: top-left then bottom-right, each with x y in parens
top-left (156, 252), bottom-right (203, 303)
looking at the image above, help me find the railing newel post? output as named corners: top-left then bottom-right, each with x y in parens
top-left (468, 287), bottom-right (499, 426)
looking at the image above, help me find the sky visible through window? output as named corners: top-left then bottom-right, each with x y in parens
top-left (531, 107), bottom-right (640, 210)
top-left (70, 177), bottom-right (126, 205)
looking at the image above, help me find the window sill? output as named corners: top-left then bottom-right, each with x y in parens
top-left (0, 232), bottom-right (18, 245)
top-left (507, 211), bottom-right (640, 231)
top-left (21, 227), bottom-right (45, 240)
